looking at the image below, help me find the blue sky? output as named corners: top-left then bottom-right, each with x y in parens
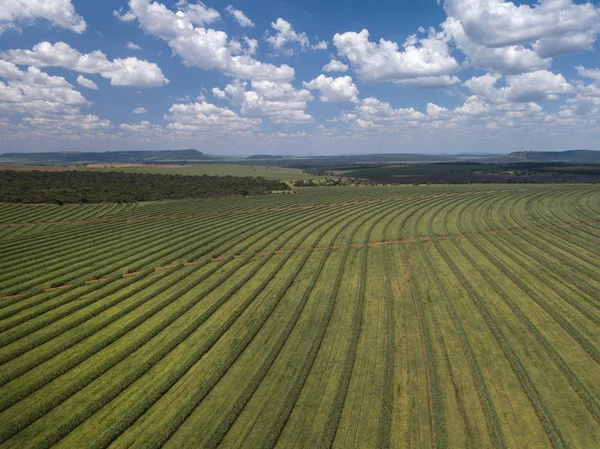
top-left (0, 0), bottom-right (599, 155)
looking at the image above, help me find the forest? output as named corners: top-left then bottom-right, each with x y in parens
top-left (0, 171), bottom-right (290, 203)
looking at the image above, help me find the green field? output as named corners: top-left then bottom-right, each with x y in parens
top-left (84, 163), bottom-right (326, 181)
top-left (0, 184), bottom-right (599, 448)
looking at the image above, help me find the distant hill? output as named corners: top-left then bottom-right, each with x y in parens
top-left (499, 150), bottom-right (600, 163)
top-left (0, 149), bottom-right (213, 164)
top-left (246, 155), bottom-right (285, 160)
top-left (273, 153), bottom-right (459, 169)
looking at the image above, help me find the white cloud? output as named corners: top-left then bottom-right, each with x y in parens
top-left (0, 113), bottom-right (112, 151)
top-left (0, 62), bottom-right (89, 116)
top-left (354, 97), bottom-right (426, 125)
top-left (576, 66), bottom-right (600, 84)
top-left (394, 75), bottom-right (461, 88)
top-left (225, 5), bottom-right (254, 27)
top-left (442, 0), bottom-right (600, 73)
top-left (559, 81), bottom-right (600, 119)
top-left (453, 95), bottom-right (491, 117)
top-left (215, 79), bottom-right (313, 124)
top-left (120, 120), bottom-right (157, 131)
top-left (465, 70), bottom-right (575, 103)
top-left (0, 60), bottom-right (25, 79)
top-left (266, 18), bottom-right (310, 54)
top-left (444, 0), bottom-right (600, 49)
top-left (0, 0), bottom-right (86, 35)
top-left (333, 92), bottom-right (563, 140)
top-left (3, 41), bottom-right (169, 87)
top-left (243, 37), bottom-right (259, 55)
top-left (333, 28), bottom-right (460, 84)
top-left (228, 39), bottom-right (243, 55)
top-left (265, 19), bottom-right (327, 55)
top-left (76, 75), bottom-right (98, 90)
top-left (212, 87), bottom-right (226, 99)
top-left (533, 30), bottom-right (599, 59)
top-left (118, 120), bottom-right (164, 139)
top-left (113, 8), bottom-right (136, 22)
top-left (176, 0), bottom-right (220, 26)
top-left (0, 63), bottom-right (113, 145)
top-left (165, 101), bottom-right (262, 133)
top-left (443, 17), bottom-right (551, 74)
top-left (133, 107), bottom-right (147, 114)
top-left (312, 41), bottom-right (328, 51)
top-left (304, 75), bottom-right (360, 104)
top-left (125, 0), bottom-right (294, 82)
top-left (22, 114), bottom-right (110, 131)
top-left (127, 42), bottom-right (141, 50)
top-left (323, 59), bottom-right (349, 73)
top-left (4, 0), bottom-right (600, 153)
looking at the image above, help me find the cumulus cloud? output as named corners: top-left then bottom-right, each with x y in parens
top-left (0, 0), bottom-right (86, 35)
top-left (395, 75), bottom-right (461, 88)
top-left (76, 75), bottom-right (98, 90)
top-left (442, 0), bottom-right (600, 73)
top-left (123, 0), bottom-right (293, 82)
top-left (22, 114), bottom-right (111, 131)
top-left (576, 65), bottom-right (600, 84)
top-left (212, 87), bottom-right (227, 99)
top-left (175, 0), bottom-right (220, 26)
top-left (354, 97), bottom-right (426, 126)
top-left (465, 70), bottom-right (575, 102)
top-left (443, 17), bottom-right (551, 74)
top-left (243, 37), bottom-right (259, 55)
top-left (0, 63), bottom-right (113, 145)
top-left (559, 80), bottom-right (600, 119)
top-left (333, 28), bottom-right (460, 85)
top-left (444, 0), bottom-right (600, 49)
top-left (323, 59), bottom-right (349, 73)
top-left (215, 79), bottom-right (313, 123)
top-left (113, 8), bottom-right (137, 22)
top-left (119, 120), bottom-right (160, 133)
top-left (165, 101), bottom-right (262, 133)
top-left (335, 92), bottom-right (559, 138)
top-left (225, 5), bottom-right (254, 27)
top-left (265, 18), bottom-right (327, 55)
top-left (266, 18), bottom-right (309, 54)
top-left (312, 41), bottom-right (328, 51)
top-left (0, 62), bottom-right (89, 116)
top-left (3, 41), bottom-right (168, 87)
top-left (304, 75), bottom-right (360, 104)
top-left (5, 0), bottom-right (600, 152)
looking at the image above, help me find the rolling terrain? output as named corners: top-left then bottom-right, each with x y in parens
top-left (0, 184), bottom-right (599, 448)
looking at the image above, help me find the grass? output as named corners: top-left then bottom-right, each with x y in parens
top-left (0, 184), bottom-right (599, 448)
top-left (82, 163), bottom-right (327, 181)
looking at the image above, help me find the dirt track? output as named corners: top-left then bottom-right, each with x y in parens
top-left (1, 220), bottom-right (593, 300)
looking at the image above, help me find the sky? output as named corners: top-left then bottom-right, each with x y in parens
top-left (0, 0), bottom-right (599, 156)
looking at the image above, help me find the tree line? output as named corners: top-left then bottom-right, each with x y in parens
top-left (0, 171), bottom-right (290, 204)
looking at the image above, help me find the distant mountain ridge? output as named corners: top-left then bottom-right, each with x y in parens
top-left (0, 149), bottom-right (211, 164)
top-left (246, 155), bottom-right (285, 160)
top-left (499, 150), bottom-right (600, 163)
top-left (2, 149), bottom-right (600, 165)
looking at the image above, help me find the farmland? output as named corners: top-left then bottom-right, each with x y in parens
top-left (0, 183), bottom-right (599, 448)
top-left (82, 163), bottom-right (326, 182)
top-left (0, 163), bottom-right (326, 182)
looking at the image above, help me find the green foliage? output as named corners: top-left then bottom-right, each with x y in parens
top-left (0, 170), bottom-right (289, 204)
